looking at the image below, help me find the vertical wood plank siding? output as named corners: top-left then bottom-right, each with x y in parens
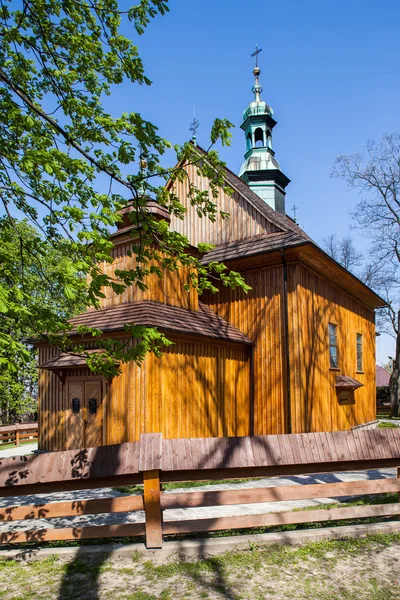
top-left (169, 163), bottom-right (279, 246)
top-left (39, 339), bottom-right (251, 450)
top-left (204, 262), bottom-right (376, 435)
top-left (288, 264), bottom-right (376, 432)
top-left (95, 242), bottom-right (198, 311)
top-left (38, 346), bottom-right (64, 452)
top-left (143, 341), bottom-right (250, 441)
top-left (204, 266), bottom-right (286, 435)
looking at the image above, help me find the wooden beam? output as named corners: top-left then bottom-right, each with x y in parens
top-left (163, 502), bottom-right (400, 535)
top-left (0, 522), bottom-right (145, 545)
top-left (161, 478), bottom-right (400, 510)
top-left (143, 470), bottom-right (162, 549)
top-left (159, 459), bottom-right (400, 483)
top-left (18, 432), bottom-right (38, 440)
top-left (0, 494), bottom-right (144, 522)
top-left (0, 474), bottom-right (142, 498)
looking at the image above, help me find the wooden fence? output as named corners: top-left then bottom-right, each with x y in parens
top-left (376, 402), bottom-right (391, 416)
top-left (0, 430), bottom-right (400, 548)
top-left (0, 423), bottom-right (38, 447)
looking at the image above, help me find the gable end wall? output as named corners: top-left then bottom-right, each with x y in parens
top-left (169, 162), bottom-right (280, 246)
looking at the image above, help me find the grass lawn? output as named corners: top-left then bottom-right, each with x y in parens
top-left (114, 479), bottom-right (260, 496)
top-left (376, 413), bottom-right (400, 421)
top-left (0, 534), bottom-right (400, 599)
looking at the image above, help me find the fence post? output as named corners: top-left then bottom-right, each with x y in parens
top-left (143, 469), bottom-right (162, 549)
top-left (15, 428), bottom-right (20, 446)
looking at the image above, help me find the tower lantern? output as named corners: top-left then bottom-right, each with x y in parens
top-left (239, 48), bottom-right (290, 215)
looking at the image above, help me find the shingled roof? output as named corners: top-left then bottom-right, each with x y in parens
top-left (203, 230), bottom-right (308, 263)
top-left (68, 301), bottom-right (252, 345)
top-left (40, 349), bottom-right (111, 370)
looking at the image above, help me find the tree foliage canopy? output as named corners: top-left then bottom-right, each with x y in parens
top-left (0, 0), bottom-right (250, 379)
top-left (0, 217), bottom-right (86, 421)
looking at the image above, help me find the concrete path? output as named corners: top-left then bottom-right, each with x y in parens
top-left (0, 443), bottom-right (37, 458)
top-left (0, 467), bottom-right (395, 534)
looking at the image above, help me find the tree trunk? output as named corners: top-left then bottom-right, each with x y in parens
top-left (389, 310), bottom-right (400, 418)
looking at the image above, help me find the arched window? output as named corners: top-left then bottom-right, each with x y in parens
top-left (246, 132), bottom-right (252, 151)
top-left (254, 127), bottom-right (264, 147)
top-left (266, 130), bottom-right (272, 148)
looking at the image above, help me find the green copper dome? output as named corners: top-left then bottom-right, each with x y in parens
top-left (242, 100), bottom-right (274, 121)
top-left (239, 64), bottom-right (290, 215)
top-left (242, 66), bottom-right (274, 120)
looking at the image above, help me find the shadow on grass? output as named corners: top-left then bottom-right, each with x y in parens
top-left (58, 546), bottom-right (112, 600)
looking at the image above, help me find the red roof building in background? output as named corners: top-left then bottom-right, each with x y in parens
top-left (376, 365), bottom-right (391, 387)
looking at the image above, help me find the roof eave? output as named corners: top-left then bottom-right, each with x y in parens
top-left (308, 243), bottom-right (388, 309)
top-left (64, 324), bottom-right (252, 346)
top-left (201, 239), bottom-right (309, 265)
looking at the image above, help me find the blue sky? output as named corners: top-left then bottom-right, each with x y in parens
top-left (117, 0), bottom-right (399, 363)
top-left (90, 1), bottom-right (400, 362)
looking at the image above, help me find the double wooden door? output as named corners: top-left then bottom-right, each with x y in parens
top-left (66, 378), bottom-right (104, 449)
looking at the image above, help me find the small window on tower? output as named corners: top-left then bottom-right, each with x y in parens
top-left (328, 323), bottom-right (339, 369)
top-left (356, 333), bottom-right (363, 372)
top-left (254, 127), bottom-right (264, 147)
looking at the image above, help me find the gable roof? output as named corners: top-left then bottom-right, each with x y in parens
top-left (376, 365), bottom-right (391, 387)
top-left (184, 146), bottom-right (385, 309)
top-left (68, 300), bottom-right (252, 346)
top-left (192, 143), bottom-right (311, 241)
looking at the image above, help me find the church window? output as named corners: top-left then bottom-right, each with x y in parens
top-left (254, 127), bottom-right (264, 147)
top-left (356, 333), bottom-right (363, 372)
top-left (328, 323), bottom-right (338, 368)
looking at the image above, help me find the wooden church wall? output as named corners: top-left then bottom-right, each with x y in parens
top-left (142, 339), bottom-right (251, 441)
top-left (38, 337), bottom-right (251, 451)
top-left (169, 162), bottom-right (280, 247)
top-left (38, 345), bottom-right (64, 452)
top-left (203, 261), bottom-right (376, 435)
top-left (94, 240), bottom-right (197, 311)
top-left (288, 263), bottom-right (376, 433)
top-left (203, 265), bottom-right (287, 435)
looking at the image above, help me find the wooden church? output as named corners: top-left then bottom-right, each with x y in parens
top-left (37, 64), bottom-right (385, 452)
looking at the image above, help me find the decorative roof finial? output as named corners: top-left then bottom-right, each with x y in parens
top-left (251, 44), bottom-right (263, 103)
top-left (189, 107), bottom-right (200, 146)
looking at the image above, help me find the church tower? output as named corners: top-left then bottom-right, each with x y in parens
top-left (239, 54), bottom-right (290, 215)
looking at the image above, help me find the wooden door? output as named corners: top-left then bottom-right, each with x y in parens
top-left (66, 378), bottom-right (103, 449)
top-left (84, 380), bottom-right (103, 447)
top-left (66, 380), bottom-right (85, 450)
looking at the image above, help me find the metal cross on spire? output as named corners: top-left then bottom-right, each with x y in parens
top-left (251, 44), bottom-right (263, 68)
top-left (189, 116), bottom-right (200, 146)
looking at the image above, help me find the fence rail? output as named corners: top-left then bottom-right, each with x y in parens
top-left (0, 423), bottom-right (38, 446)
top-left (376, 403), bottom-right (391, 416)
top-left (0, 430), bottom-right (399, 548)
